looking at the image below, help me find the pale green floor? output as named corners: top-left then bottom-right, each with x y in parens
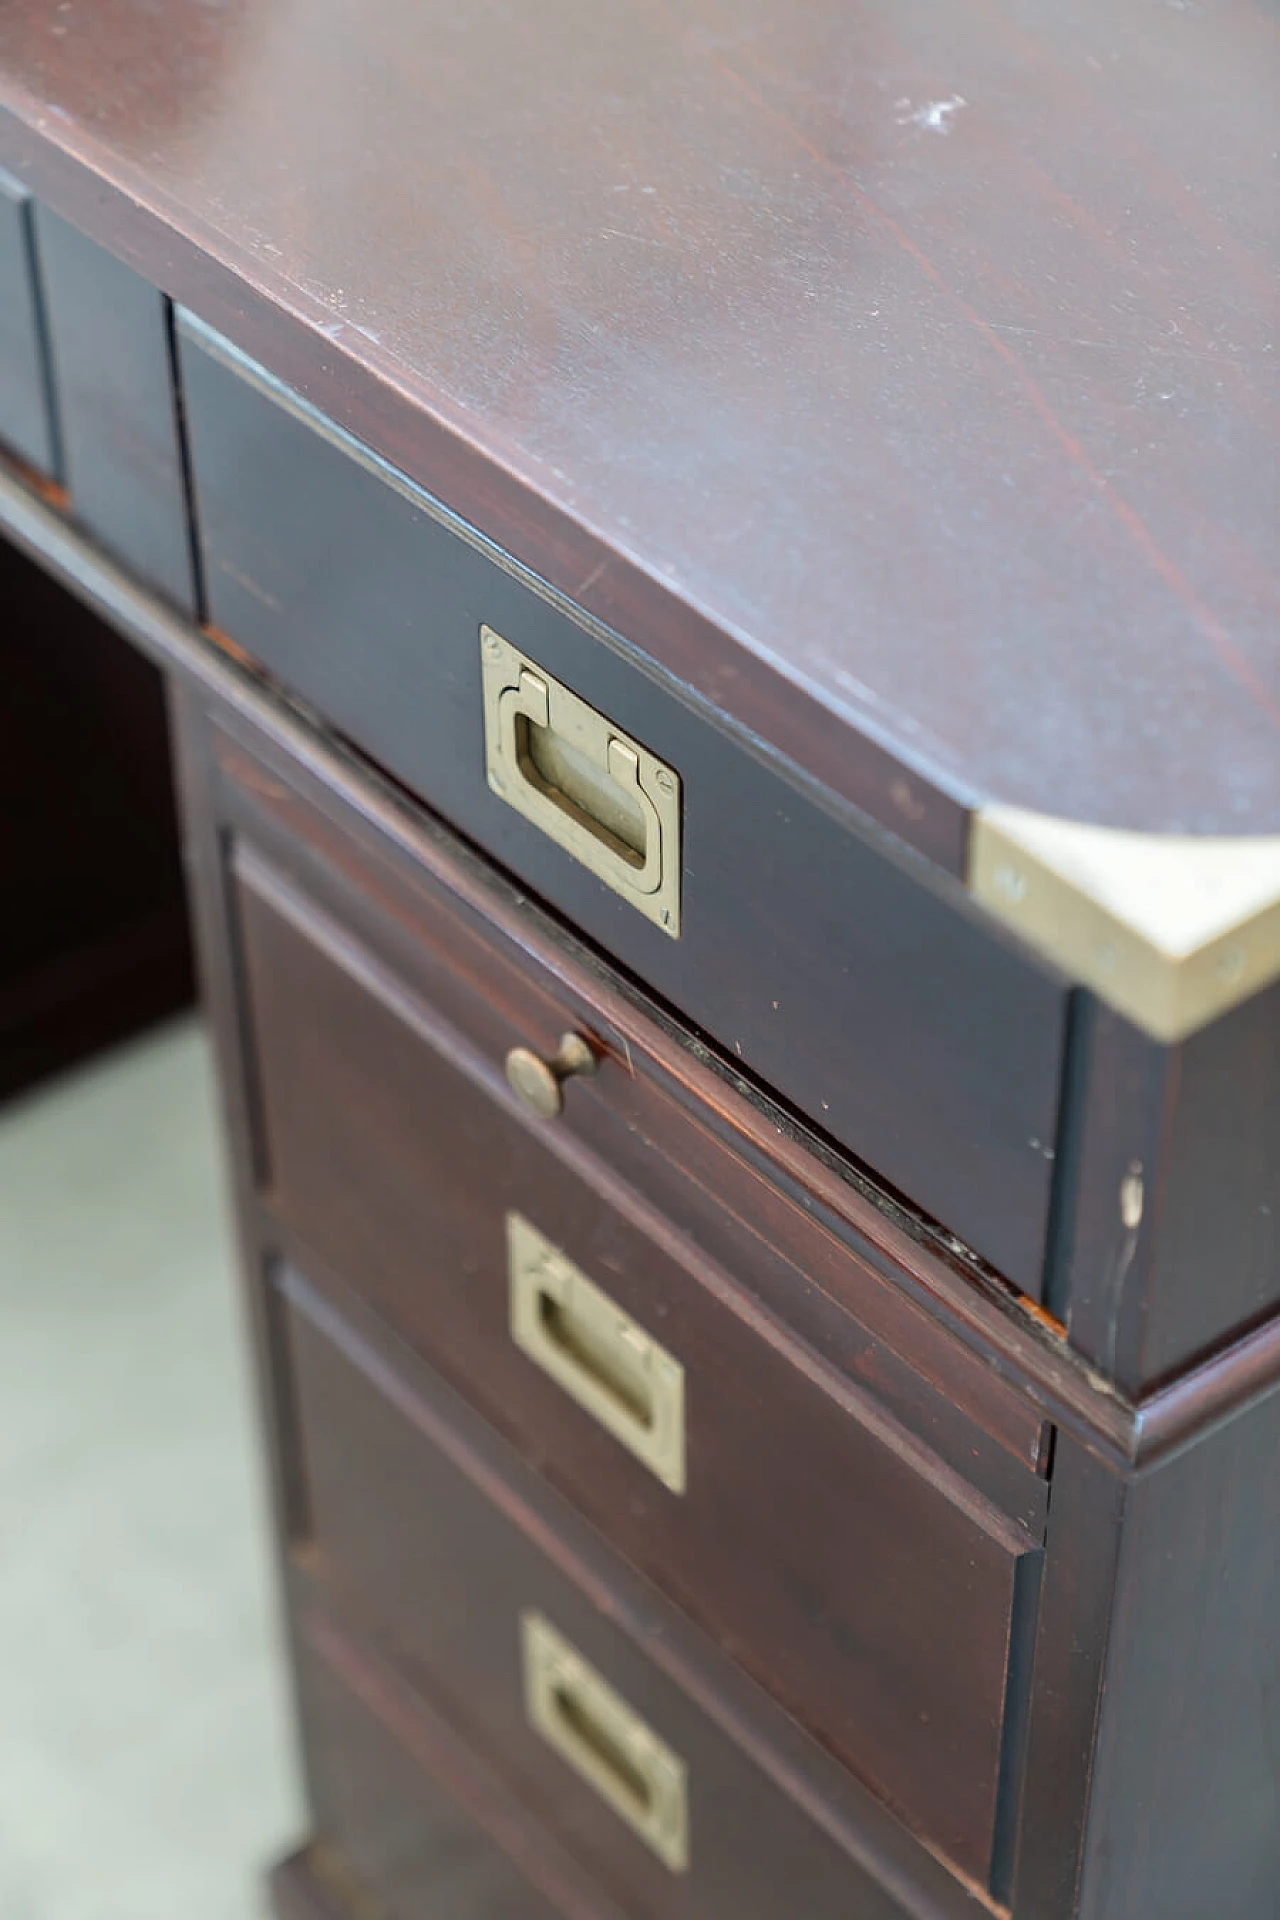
top-left (0, 1015), bottom-right (306, 1920)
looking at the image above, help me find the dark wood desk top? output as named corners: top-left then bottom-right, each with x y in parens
top-left (1, 0), bottom-right (1278, 863)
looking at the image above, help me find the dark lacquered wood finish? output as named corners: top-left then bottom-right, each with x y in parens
top-left (203, 703), bottom-right (1057, 1489)
top-left (231, 846), bottom-right (1043, 1884)
top-left (154, 638), bottom-right (1280, 1920)
top-left (2, 0), bottom-right (1277, 1368)
top-left (1053, 984), bottom-right (1280, 1390)
top-left (0, 0), bottom-right (1276, 1908)
top-left (170, 668), bottom-right (1107, 1918)
top-left (293, 1632), bottom-right (567, 1920)
top-left (231, 841), bottom-right (1049, 1503)
top-left (4, 469), bottom-right (1127, 1445)
top-left (278, 1270), bottom-right (931, 1920)
top-left (32, 206), bottom-right (195, 611)
top-left (174, 322), bottom-right (1068, 1297)
top-left (1082, 1377), bottom-right (1280, 1920)
top-left (0, 167), bottom-right (53, 475)
top-left (2, 0), bottom-right (1277, 849)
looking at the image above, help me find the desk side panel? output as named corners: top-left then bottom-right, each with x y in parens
top-left (1057, 986), bottom-right (1280, 1389)
top-left (1078, 1381), bottom-right (1280, 1919)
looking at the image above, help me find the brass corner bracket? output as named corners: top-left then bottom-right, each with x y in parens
top-left (969, 806), bottom-right (1280, 1042)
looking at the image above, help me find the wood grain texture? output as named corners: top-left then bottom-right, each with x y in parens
top-left (160, 645), bottom-right (1280, 1920)
top-left (226, 799), bottom-right (1053, 1487)
top-left (0, 0), bottom-right (1276, 848)
top-left (26, 477), bottom-right (1280, 1456)
top-left (278, 1267), bottom-right (962, 1918)
top-left (177, 325), bottom-right (1067, 1295)
top-left (0, 470), bottom-right (1139, 1475)
top-left (1078, 1379), bottom-right (1280, 1920)
top-left (31, 204), bottom-right (194, 610)
top-left (209, 710), bottom-right (1056, 1497)
top-left (167, 664), bottom-right (1006, 1920)
top-left (0, 167), bottom-right (54, 474)
top-left (234, 854), bottom-right (1041, 1886)
top-left (1011, 1436), bottom-right (1124, 1919)
top-left (192, 647), bottom-right (1132, 1466)
top-left (1056, 985), bottom-right (1280, 1391)
top-left (293, 1636), bottom-right (570, 1920)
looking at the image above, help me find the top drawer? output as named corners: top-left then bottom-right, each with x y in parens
top-left (176, 313), bottom-right (1068, 1298)
top-left (204, 707), bottom-right (1050, 1895)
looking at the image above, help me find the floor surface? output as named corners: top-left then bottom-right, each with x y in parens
top-left (0, 1015), bottom-right (306, 1920)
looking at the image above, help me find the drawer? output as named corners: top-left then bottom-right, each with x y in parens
top-left (237, 848), bottom-right (1041, 1887)
top-left (278, 1269), bottom-right (950, 1920)
top-left (294, 1623), bottom-right (565, 1920)
top-left (177, 311), bottom-right (1067, 1297)
top-left (33, 207), bottom-right (195, 611)
top-left (211, 722), bottom-right (1048, 1892)
top-left (0, 170), bottom-right (55, 476)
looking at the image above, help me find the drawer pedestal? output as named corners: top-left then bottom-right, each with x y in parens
top-left (1, 19), bottom-right (1277, 1903)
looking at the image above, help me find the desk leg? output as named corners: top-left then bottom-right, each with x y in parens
top-left (270, 1850), bottom-right (354, 1920)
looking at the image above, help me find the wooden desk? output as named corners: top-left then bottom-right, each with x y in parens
top-left (2, 5), bottom-right (1278, 1915)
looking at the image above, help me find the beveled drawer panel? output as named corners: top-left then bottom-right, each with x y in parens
top-left (279, 1270), bottom-right (939, 1920)
top-left (227, 818), bottom-right (1046, 1889)
top-left (178, 311), bottom-right (1068, 1296)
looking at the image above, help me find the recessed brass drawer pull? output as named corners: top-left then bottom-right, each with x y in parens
top-left (481, 626), bottom-right (682, 937)
top-left (521, 1611), bottom-right (690, 1873)
top-left (508, 1213), bottom-right (686, 1493)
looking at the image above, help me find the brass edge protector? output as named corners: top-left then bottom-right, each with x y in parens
top-left (969, 805), bottom-right (1280, 1042)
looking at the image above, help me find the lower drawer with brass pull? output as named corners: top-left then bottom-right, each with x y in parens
top-left (230, 827), bottom-right (1045, 1890)
top-left (277, 1265), bottom-right (945, 1920)
top-left (293, 1622), bottom-right (567, 1920)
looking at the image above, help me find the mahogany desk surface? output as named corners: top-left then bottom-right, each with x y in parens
top-left (2, 0), bottom-right (1277, 871)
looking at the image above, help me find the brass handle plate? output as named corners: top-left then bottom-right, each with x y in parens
top-left (507, 1213), bottom-right (686, 1494)
top-left (481, 627), bottom-right (682, 938)
top-left (521, 1611), bottom-right (690, 1873)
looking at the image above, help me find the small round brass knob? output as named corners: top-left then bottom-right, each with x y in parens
top-left (504, 1032), bottom-right (597, 1119)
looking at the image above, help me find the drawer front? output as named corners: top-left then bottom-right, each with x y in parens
top-left (280, 1272), bottom-right (928, 1920)
top-left (0, 171), bottom-right (55, 476)
top-left (296, 1626), bottom-right (565, 1920)
top-left (177, 313), bottom-right (1067, 1297)
top-left (232, 844), bottom-right (1042, 1887)
top-left (33, 208), bottom-right (194, 611)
